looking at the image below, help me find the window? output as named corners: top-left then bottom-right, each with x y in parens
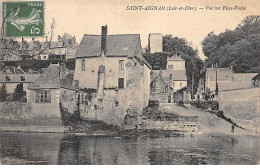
top-left (180, 82), bottom-right (183, 87)
top-left (81, 59), bottom-right (85, 71)
top-left (115, 101), bottom-right (118, 107)
top-left (118, 78), bottom-right (124, 89)
top-left (35, 90), bottom-right (51, 103)
top-left (168, 65), bottom-right (173, 70)
top-left (43, 56), bottom-right (47, 59)
top-left (118, 60), bottom-right (124, 71)
top-left (170, 74), bottom-right (172, 80)
top-left (21, 76), bottom-right (25, 81)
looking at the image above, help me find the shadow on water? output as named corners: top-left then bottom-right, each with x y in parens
top-left (0, 132), bottom-right (259, 165)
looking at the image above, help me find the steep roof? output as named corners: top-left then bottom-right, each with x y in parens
top-left (153, 70), bottom-right (187, 81)
top-left (150, 73), bottom-right (168, 86)
top-left (28, 64), bottom-right (61, 89)
top-left (75, 34), bottom-right (140, 58)
top-left (28, 64), bottom-right (74, 89)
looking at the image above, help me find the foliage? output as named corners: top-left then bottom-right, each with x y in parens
top-left (13, 83), bottom-right (25, 101)
top-left (2, 58), bottom-right (76, 72)
top-left (0, 84), bottom-right (7, 101)
top-left (202, 15), bottom-right (260, 73)
top-left (143, 35), bottom-right (203, 94)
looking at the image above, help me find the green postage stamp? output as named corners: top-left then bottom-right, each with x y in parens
top-left (2, 1), bottom-right (44, 37)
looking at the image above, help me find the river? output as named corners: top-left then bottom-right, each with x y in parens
top-left (0, 132), bottom-right (259, 165)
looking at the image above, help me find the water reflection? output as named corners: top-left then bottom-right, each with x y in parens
top-left (0, 132), bottom-right (259, 165)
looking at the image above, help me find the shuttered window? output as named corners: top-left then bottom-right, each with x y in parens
top-left (118, 60), bottom-right (124, 71)
top-left (35, 90), bottom-right (51, 103)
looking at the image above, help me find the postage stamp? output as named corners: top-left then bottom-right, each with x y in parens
top-left (2, 1), bottom-right (44, 37)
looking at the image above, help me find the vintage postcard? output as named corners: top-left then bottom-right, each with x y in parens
top-left (0, 0), bottom-right (259, 165)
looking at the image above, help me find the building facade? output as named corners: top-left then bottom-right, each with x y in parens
top-left (0, 66), bottom-right (40, 95)
top-left (150, 71), bottom-right (173, 103)
top-left (27, 63), bottom-right (75, 117)
top-left (73, 26), bottom-right (151, 126)
top-left (0, 33), bottom-right (77, 62)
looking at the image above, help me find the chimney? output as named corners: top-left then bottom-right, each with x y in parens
top-left (101, 25), bottom-right (107, 55)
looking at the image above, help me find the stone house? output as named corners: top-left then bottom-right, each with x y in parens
top-left (0, 33), bottom-right (77, 61)
top-left (150, 71), bottom-right (173, 103)
top-left (165, 54), bottom-right (187, 90)
top-left (0, 39), bottom-right (22, 62)
top-left (48, 33), bottom-right (78, 60)
top-left (27, 63), bottom-right (75, 117)
top-left (73, 25), bottom-right (151, 126)
top-left (173, 86), bottom-right (191, 103)
top-left (197, 66), bottom-right (258, 101)
top-left (0, 66), bottom-right (40, 94)
top-left (197, 66), bottom-right (258, 94)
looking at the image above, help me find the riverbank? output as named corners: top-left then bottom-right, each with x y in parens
top-left (0, 102), bottom-right (258, 137)
top-left (159, 103), bottom-right (259, 137)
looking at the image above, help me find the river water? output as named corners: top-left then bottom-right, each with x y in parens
top-left (0, 132), bottom-right (259, 165)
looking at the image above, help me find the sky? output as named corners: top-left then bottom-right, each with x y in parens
top-left (1, 0), bottom-right (260, 60)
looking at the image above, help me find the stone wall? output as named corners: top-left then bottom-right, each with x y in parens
top-left (77, 89), bottom-right (126, 126)
top-left (73, 56), bottom-right (151, 127)
top-left (0, 102), bottom-right (64, 130)
top-left (219, 87), bottom-right (260, 132)
top-left (150, 93), bottom-right (168, 103)
top-left (60, 88), bottom-right (77, 115)
top-left (140, 120), bottom-right (198, 132)
top-left (27, 89), bottom-right (61, 117)
top-left (74, 56), bottom-right (128, 89)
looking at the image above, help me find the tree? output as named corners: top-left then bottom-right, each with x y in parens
top-left (0, 84), bottom-right (7, 101)
top-left (202, 15), bottom-right (260, 73)
top-left (14, 83), bottom-right (25, 101)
